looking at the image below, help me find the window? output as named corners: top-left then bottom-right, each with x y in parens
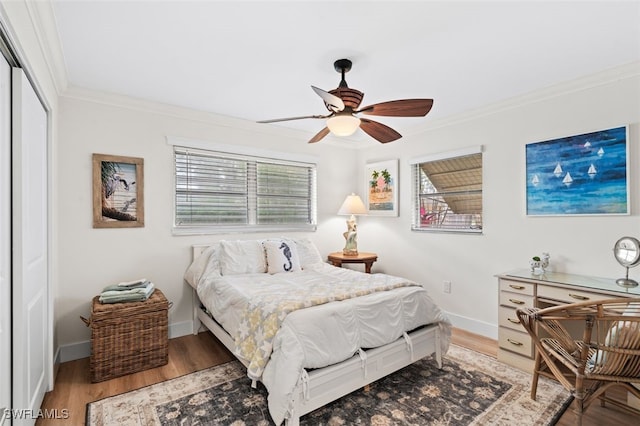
top-left (173, 145), bottom-right (317, 234)
top-left (411, 146), bottom-right (483, 234)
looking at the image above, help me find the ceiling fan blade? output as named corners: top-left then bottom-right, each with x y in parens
top-left (257, 114), bottom-right (330, 124)
top-left (359, 118), bottom-right (402, 143)
top-left (308, 127), bottom-right (330, 144)
top-left (356, 99), bottom-right (433, 117)
top-left (311, 86), bottom-right (345, 112)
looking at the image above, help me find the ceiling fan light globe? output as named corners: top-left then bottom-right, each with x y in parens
top-left (327, 115), bottom-right (361, 136)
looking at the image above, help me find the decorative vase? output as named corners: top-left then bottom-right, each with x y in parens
top-left (530, 252), bottom-right (550, 275)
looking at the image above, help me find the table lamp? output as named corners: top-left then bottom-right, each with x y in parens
top-left (337, 193), bottom-right (367, 255)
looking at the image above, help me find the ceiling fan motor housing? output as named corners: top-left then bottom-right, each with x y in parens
top-left (328, 87), bottom-right (363, 111)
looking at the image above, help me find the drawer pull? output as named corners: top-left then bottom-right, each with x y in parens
top-left (569, 293), bottom-right (589, 301)
top-left (507, 338), bottom-right (523, 346)
top-left (509, 298), bottom-right (525, 305)
top-left (507, 318), bottom-right (520, 324)
top-left (509, 284), bottom-right (525, 290)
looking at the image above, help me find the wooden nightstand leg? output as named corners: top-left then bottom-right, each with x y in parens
top-left (365, 262), bottom-right (372, 273)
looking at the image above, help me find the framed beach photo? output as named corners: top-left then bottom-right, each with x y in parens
top-left (525, 126), bottom-right (629, 216)
top-left (92, 153), bottom-right (144, 228)
top-left (365, 159), bottom-right (399, 216)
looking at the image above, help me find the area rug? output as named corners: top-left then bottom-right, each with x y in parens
top-left (86, 344), bottom-right (572, 425)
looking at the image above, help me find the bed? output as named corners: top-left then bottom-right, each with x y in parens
top-left (184, 237), bottom-right (451, 425)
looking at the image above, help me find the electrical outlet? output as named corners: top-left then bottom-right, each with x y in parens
top-left (443, 280), bottom-right (451, 293)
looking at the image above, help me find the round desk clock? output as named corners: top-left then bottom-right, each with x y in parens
top-left (613, 236), bottom-right (640, 288)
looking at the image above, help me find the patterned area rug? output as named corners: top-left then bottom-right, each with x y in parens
top-left (86, 344), bottom-right (571, 425)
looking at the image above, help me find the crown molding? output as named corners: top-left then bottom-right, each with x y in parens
top-left (61, 59), bottom-right (639, 149)
top-left (24, 0), bottom-right (68, 94)
top-left (61, 84), bottom-right (368, 149)
top-left (406, 61), bottom-right (640, 136)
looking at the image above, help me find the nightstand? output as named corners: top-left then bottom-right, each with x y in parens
top-left (327, 252), bottom-right (378, 273)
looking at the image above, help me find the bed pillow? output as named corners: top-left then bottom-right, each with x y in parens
top-left (264, 240), bottom-right (302, 274)
top-left (184, 244), bottom-right (221, 288)
top-left (219, 240), bottom-right (267, 275)
top-left (588, 304), bottom-right (639, 370)
top-left (293, 238), bottom-right (324, 269)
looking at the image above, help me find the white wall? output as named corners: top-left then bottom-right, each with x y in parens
top-left (355, 64), bottom-right (640, 336)
top-left (54, 64), bottom-right (640, 360)
top-left (55, 93), bottom-right (358, 359)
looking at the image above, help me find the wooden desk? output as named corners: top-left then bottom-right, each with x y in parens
top-left (496, 269), bottom-right (640, 371)
top-left (327, 252), bottom-right (378, 273)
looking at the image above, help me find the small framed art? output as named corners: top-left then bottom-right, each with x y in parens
top-left (92, 153), bottom-right (144, 228)
top-left (365, 159), bottom-right (399, 216)
top-left (525, 126), bottom-right (628, 216)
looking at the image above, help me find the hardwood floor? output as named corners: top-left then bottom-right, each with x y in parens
top-left (37, 328), bottom-right (638, 425)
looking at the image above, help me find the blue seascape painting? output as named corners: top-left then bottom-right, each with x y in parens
top-left (526, 126), bottom-right (628, 215)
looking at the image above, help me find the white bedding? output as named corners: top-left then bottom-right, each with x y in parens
top-left (187, 242), bottom-right (451, 425)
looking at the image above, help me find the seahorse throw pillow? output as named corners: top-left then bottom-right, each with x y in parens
top-left (263, 240), bottom-right (302, 274)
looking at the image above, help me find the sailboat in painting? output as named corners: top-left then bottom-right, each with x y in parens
top-left (588, 163), bottom-right (597, 177)
top-left (531, 174), bottom-right (539, 186)
top-left (553, 162), bottom-right (563, 177)
top-left (562, 172), bottom-right (573, 186)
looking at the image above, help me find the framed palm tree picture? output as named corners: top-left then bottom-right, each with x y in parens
top-left (365, 159), bottom-right (399, 216)
top-left (92, 153), bottom-right (144, 228)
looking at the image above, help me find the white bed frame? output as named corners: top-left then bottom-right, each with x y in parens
top-left (190, 245), bottom-right (442, 426)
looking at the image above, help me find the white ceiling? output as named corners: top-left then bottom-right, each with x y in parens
top-left (49, 0), bottom-right (640, 142)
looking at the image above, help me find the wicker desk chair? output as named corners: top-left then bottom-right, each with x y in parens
top-left (516, 298), bottom-right (640, 426)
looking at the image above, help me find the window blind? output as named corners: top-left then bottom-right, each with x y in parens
top-left (174, 146), bottom-right (317, 232)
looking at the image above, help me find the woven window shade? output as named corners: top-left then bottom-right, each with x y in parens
top-left (412, 151), bottom-right (483, 233)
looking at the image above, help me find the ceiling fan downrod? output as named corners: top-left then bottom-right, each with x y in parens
top-left (334, 58), bottom-right (352, 88)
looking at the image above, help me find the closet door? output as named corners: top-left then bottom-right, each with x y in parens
top-left (0, 54), bottom-right (11, 423)
top-left (12, 68), bottom-right (48, 423)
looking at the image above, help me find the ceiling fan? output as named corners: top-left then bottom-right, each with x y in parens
top-left (257, 59), bottom-right (434, 144)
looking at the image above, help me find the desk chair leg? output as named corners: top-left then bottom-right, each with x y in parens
top-left (531, 349), bottom-right (542, 400)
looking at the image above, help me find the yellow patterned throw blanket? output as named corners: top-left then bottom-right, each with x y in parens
top-left (235, 275), bottom-right (419, 380)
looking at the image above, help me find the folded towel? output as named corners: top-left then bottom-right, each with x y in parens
top-left (100, 282), bottom-right (155, 297)
top-left (102, 280), bottom-right (150, 292)
top-left (117, 278), bottom-right (148, 288)
top-left (99, 282), bottom-right (155, 303)
top-left (99, 289), bottom-right (155, 304)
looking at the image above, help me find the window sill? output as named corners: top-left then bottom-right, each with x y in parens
top-left (173, 224), bottom-right (317, 236)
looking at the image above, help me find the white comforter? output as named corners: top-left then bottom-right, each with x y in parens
top-left (195, 262), bottom-right (451, 425)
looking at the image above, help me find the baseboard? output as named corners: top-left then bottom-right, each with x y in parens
top-left (57, 320), bottom-right (194, 363)
top-left (444, 311), bottom-right (498, 340)
top-left (57, 315), bottom-right (498, 362)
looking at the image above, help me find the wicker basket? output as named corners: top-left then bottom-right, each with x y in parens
top-left (81, 289), bottom-right (169, 382)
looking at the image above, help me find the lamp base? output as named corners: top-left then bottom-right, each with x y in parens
top-left (343, 248), bottom-right (358, 256)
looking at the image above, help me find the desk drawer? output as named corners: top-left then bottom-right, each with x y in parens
top-left (499, 327), bottom-right (533, 358)
top-left (499, 291), bottom-right (534, 309)
top-left (537, 285), bottom-right (614, 304)
top-left (499, 306), bottom-right (525, 331)
top-left (499, 279), bottom-right (534, 296)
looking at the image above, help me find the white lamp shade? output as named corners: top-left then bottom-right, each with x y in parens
top-left (327, 114), bottom-right (361, 136)
top-left (338, 193), bottom-right (367, 215)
